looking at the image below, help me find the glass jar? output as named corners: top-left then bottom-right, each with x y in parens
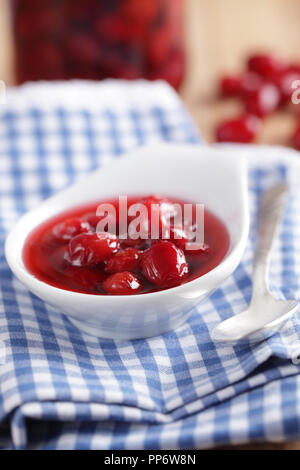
top-left (12, 0), bottom-right (185, 89)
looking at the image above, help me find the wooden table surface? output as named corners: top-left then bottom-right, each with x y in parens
top-left (0, 0), bottom-right (299, 450)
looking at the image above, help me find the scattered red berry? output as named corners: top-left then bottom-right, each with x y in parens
top-left (141, 241), bottom-right (188, 288)
top-left (68, 232), bottom-right (120, 266)
top-left (240, 72), bottom-right (263, 98)
top-left (219, 76), bottom-right (242, 97)
top-left (52, 218), bottom-right (90, 242)
top-left (105, 248), bottom-right (141, 274)
top-left (216, 115), bottom-right (261, 143)
top-left (274, 65), bottom-right (300, 103)
top-left (244, 82), bottom-right (281, 117)
top-left (102, 271), bottom-right (142, 295)
top-left (291, 123), bottom-right (300, 150)
top-left (216, 53), bottom-right (300, 144)
top-left (247, 53), bottom-right (284, 79)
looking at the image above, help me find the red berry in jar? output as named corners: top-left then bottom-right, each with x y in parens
top-left (216, 115), bottom-right (261, 143)
top-left (64, 33), bottom-right (100, 66)
top-left (15, 7), bottom-right (63, 38)
top-left (244, 82), bottom-right (280, 117)
top-left (121, 0), bottom-right (160, 25)
top-left (102, 272), bottom-right (142, 295)
top-left (95, 15), bottom-right (144, 42)
top-left (219, 76), bottom-right (243, 97)
top-left (105, 248), bottom-right (141, 274)
top-left (52, 218), bottom-right (90, 243)
top-left (141, 241), bottom-right (188, 288)
top-left (68, 232), bottom-right (120, 266)
top-left (291, 123), bottom-right (300, 151)
top-left (17, 41), bottom-right (65, 82)
top-left (247, 53), bottom-right (284, 79)
top-left (147, 48), bottom-right (185, 90)
top-left (146, 27), bottom-right (173, 67)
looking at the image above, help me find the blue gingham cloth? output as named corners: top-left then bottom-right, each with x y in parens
top-left (0, 81), bottom-right (300, 450)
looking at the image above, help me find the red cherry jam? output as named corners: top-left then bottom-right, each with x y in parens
top-left (23, 196), bottom-right (230, 295)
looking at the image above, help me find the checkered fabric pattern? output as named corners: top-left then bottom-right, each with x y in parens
top-left (0, 81), bottom-right (300, 450)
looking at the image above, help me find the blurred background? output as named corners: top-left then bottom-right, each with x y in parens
top-left (1, 0), bottom-right (300, 144)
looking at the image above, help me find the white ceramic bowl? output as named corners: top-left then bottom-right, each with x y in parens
top-left (5, 143), bottom-right (249, 339)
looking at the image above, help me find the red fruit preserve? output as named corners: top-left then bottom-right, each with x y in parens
top-left (12, 0), bottom-right (185, 89)
top-left (23, 195), bottom-right (230, 295)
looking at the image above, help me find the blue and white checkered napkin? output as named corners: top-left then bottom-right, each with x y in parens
top-left (0, 80), bottom-right (300, 450)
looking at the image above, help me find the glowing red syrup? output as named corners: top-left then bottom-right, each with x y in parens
top-left (23, 195), bottom-right (230, 295)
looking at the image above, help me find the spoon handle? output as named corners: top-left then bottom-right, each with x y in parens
top-left (252, 183), bottom-right (289, 296)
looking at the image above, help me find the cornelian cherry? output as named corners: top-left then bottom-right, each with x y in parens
top-left (105, 248), bottom-right (141, 274)
top-left (52, 217), bottom-right (90, 242)
top-left (68, 232), bottom-right (120, 266)
top-left (219, 76), bottom-right (242, 97)
top-left (141, 241), bottom-right (188, 288)
top-left (82, 213), bottom-right (102, 229)
top-left (102, 272), bottom-right (142, 295)
top-left (216, 115), bottom-right (260, 143)
top-left (247, 54), bottom-right (283, 79)
top-left (23, 196), bottom-right (230, 295)
top-left (244, 82), bottom-right (280, 117)
top-left (169, 226), bottom-right (189, 250)
top-left (64, 266), bottom-right (106, 292)
top-left (83, 211), bottom-right (117, 232)
top-left (240, 72), bottom-right (263, 98)
top-left (274, 66), bottom-right (300, 103)
top-left (127, 195), bottom-right (178, 240)
top-left (120, 237), bottom-right (148, 250)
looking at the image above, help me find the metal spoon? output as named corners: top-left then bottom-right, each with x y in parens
top-left (212, 183), bottom-right (299, 345)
